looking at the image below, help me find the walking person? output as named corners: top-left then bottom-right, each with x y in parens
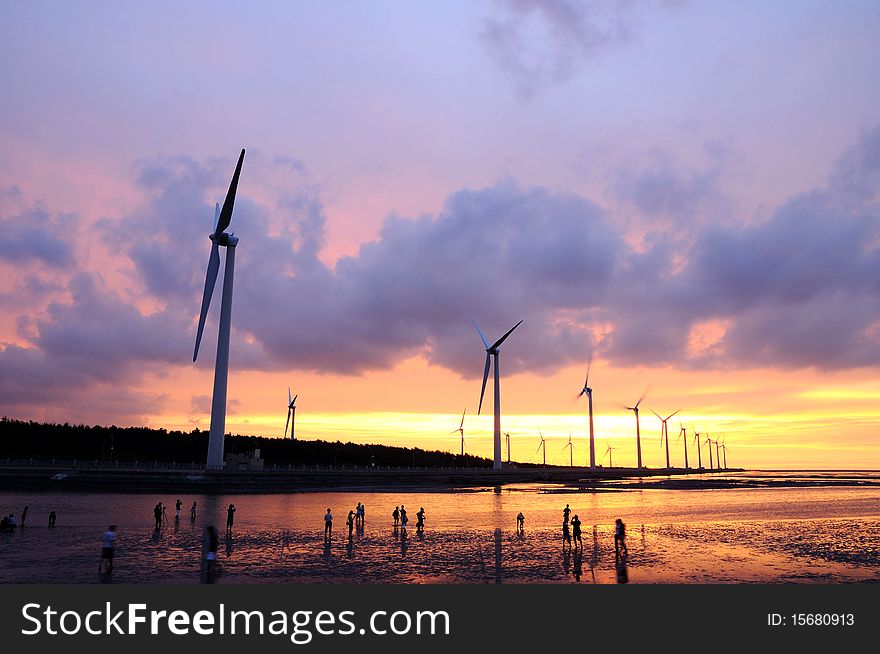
top-left (416, 507), bottom-right (425, 531)
top-left (347, 510), bottom-right (355, 538)
top-left (226, 504), bottom-right (236, 534)
top-left (562, 517), bottom-right (572, 549)
top-left (400, 505), bottom-right (408, 530)
top-left (516, 512), bottom-right (525, 533)
top-left (48, 511), bottom-right (56, 527)
top-left (98, 525), bottom-right (117, 575)
top-left (614, 518), bottom-right (628, 557)
top-left (153, 502), bottom-right (163, 530)
top-left (175, 499), bottom-right (182, 522)
top-left (357, 502), bottom-right (365, 527)
top-left (190, 501), bottom-right (197, 522)
top-left (324, 508), bottom-right (333, 541)
top-left (571, 514), bottom-right (582, 549)
top-left (21, 506), bottom-right (28, 528)
top-left (563, 504), bottom-right (571, 525)
top-left (392, 506), bottom-right (400, 526)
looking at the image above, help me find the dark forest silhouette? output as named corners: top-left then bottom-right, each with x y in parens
top-left (0, 417), bottom-right (497, 468)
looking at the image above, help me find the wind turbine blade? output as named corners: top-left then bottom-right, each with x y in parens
top-left (536, 442), bottom-right (543, 454)
top-left (472, 320), bottom-right (490, 349)
top-left (584, 350), bottom-right (593, 387)
top-left (213, 202), bottom-right (221, 232)
top-left (288, 387), bottom-right (292, 405)
top-left (477, 353), bottom-right (491, 414)
top-left (490, 319), bottom-right (523, 350)
top-left (214, 149), bottom-right (245, 237)
top-left (460, 408), bottom-right (466, 429)
top-left (635, 388), bottom-right (648, 409)
top-left (650, 408), bottom-right (662, 420)
top-left (284, 408), bottom-right (291, 437)
top-left (666, 409), bottom-right (682, 421)
top-left (192, 241), bottom-right (220, 361)
top-left (292, 394), bottom-right (298, 404)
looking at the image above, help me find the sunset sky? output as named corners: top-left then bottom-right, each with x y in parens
top-left (2, 1), bottom-right (879, 469)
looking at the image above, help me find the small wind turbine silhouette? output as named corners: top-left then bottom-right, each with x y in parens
top-left (475, 319), bottom-right (523, 470)
top-left (678, 423), bottom-right (689, 469)
top-left (715, 437), bottom-right (722, 470)
top-left (536, 429), bottom-right (547, 466)
top-left (284, 388), bottom-right (298, 441)
top-left (705, 434), bottom-right (714, 470)
top-left (504, 431), bottom-right (511, 464)
top-left (563, 432), bottom-right (575, 467)
top-left (192, 148), bottom-right (246, 469)
top-left (720, 438), bottom-right (729, 469)
top-left (604, 441), bottom-right (615, 468)
top-left (576, 352), bottom-right (597, 469)
top-left (624, 390), bottom-right (648, 469)
top-left (651, 408), bottom-right (681, 469)
top-left (693, 429), bottom-right (703, 468)
top-left (450, 409), bottom-right (466, 456)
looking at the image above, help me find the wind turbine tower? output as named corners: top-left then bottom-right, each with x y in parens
top-left (577, 353), bottom-right (597, 469)
top-left (705, 434), bottom-right (714, 470)
top-left (678, 424), bottom-right (689, 469)
top-left (475, 319), bottom-right (523, 470)
top-left (693, 429), bottom-right (702, 468)
top-left (192, 149), bottom-right (246, 469)
top-left (536, 429), bottom-right (547, 466)
top-left (651, 409), bottom-right (681, 469)
top-left (284, 388), bottom-right (298, 441)
top-left (624, 391), bottom-right (647, 469)
top-left (450, 409), bottom-right (466, 457)
top-left (604, 442), bottom-right (615, 468)
top-left (563, 432), bottom-right (575, 467)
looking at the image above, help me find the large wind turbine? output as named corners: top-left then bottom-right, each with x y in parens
top-left (284, 388), bottom-right (298, 441)
top-left (563, 432), bottom-right (575, 467)
top-left (678, 424), bottom-right (689, 469)
top-left (450, 409), bottom-right (466, 456)
top-left (651, 409), bottom-right (681, 469)
top-left (693, 429), bottom-right (703, 469)
top-left (536, 429), bottom-right (547, 466)
top-left (576, 353), bottom-right (596, 469)
top-left (624, 391), bottom-right (647, 469)
top-left (475, 319), bottom-right (523, 470)
top-left (192, 148), bottom-right (246, 469)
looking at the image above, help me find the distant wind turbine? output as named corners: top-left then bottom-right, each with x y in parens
top-left (284, 388), bottom-right (298, 441)
top-left (475, 319), bottom-right (523, 470)
top-left (705, 434), bottom-right (714, 470)
top-left (651, 409), bottom-right (681, 469)
top-left (715, 437), bottom-right (722, 470)
top-left (604, 442), bottom-right (615, 468)
top-left (721, 438), bottom-right (729, 469)
top-left (563, 432), bottom-right (575, 467)
top-left (504, 431), bottom-right (511, 464)
top-left (450, 409), bottom-right (466, 456)
top-left (678, 424), bottom-right (689, 469)
top-left (192, 148), bottom-right (246, 469)
top-left (536, 429), bottom-right (547, 466)
top-left (624, 390), bottom-right (648, 469)
top-left (576, 352), bottom-right (597, 469)
top-left (693, 429), bottom-right (703, 469)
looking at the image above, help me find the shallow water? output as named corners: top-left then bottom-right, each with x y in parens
top-left (1, 475), bottom-right (879, 583)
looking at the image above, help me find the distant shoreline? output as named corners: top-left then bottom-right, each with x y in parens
top-left (6, 463), bottom-right (878, 494)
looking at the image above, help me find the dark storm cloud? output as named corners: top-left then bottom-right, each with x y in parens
top-left (0, 200), bottom-right (75, 268)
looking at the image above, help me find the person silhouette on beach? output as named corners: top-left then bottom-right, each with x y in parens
top-left (99, 525), bottom-right (116, 575)
top-left (562, 518), bottom-right (572, 549)
top-left (358, 502), bottom-right (365, 527)
top-left (190, 502), bottom-right (197, 522)
top-left (175, 499), bottom-right (182, 522)
top-left (226, 504), bottom-right (236, 534)
top-left (571, 515), bottom-right (582, 549)
top-left (563, 504), bottom-right (571, 525)
top-left (48, 511), bottom-right (56, 527)
top-left (21, 506), bottom-right (28, 528)
top-left (516, 512), bottom-right (525, 533)
top-left (614, 518), bottom-right (628, 557)
top-left (347, 510), bottom-right (355, 537)
top-left (416, 507), bottom-right (425, 531)
top-left (203, 526), bottom-right (218, 583)
top-left (400, 506), bottom-right (408, 530)
top-left (153, 503), bottom-right (163, 530)
top-left (162, 504), bottom-right (167, 526)
top-left (392, 506), bottom-right (400, 526)
top-left (324, 508), bottom-right (333, 540)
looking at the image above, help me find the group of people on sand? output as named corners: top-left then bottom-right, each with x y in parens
top-left (556, 503), bottom-right (628, 557)
top-left (391, 505), bottom-right (426, 532)
top-left (152, 500), bottom-right (199, 530)
top-left (1, 505), bottom-right (57, 531)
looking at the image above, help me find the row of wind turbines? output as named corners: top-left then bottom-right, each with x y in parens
top-left (192, 150), bottom-right (731, 472)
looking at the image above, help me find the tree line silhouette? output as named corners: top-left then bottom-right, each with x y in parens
top-left (0, 417), bottom-right (495, 468)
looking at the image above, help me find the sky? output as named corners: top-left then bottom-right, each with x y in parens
top-left (1, 0), bottom-right (879, 469)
